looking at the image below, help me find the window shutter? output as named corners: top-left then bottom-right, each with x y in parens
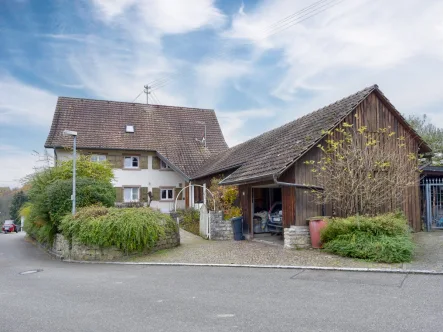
top-left (152, 188), bottom-right (160, 201)
top-left (152, 156), bottom-right (160, 169)
top-left (115, 187), bottom-right (123, 202)
top-left (108, 155), bottom-right (120, 169)
top-left (140, 156), bottom-right (149, 169)
top-left (175, 188), bottom-right (182, 200)
top-left (140, 187), bottom-right (148, 202)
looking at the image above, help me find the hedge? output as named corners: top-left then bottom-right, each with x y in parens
top-left (60, 206), bottom-right (178, 254)
top-left (320, 212), bottom-right (414, 263)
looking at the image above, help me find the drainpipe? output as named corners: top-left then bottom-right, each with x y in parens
top-left (272, 174), bottom-right (323, 191)
top-left (272, 173), bottom-right (326, 217)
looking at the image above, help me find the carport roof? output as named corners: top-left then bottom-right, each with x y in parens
top-left (192, 85), bottom-right (430, 185)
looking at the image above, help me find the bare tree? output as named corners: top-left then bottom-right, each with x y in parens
top-left (305, 122), bottom-right (421, 217)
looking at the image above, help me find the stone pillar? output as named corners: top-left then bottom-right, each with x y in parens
top-left (209, 211), bottom-right (233, 240)
top-left (284, 226), bottom-right (311, 249)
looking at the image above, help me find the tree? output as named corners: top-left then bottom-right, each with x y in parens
top-left (9, 191), bottom-right (28, 222)
top-left (208, 178), bottom-right (241, 220)
top-left (305, 121), bottom-right (420, 217)
top-left (406, 114), bottom-right (443, 165)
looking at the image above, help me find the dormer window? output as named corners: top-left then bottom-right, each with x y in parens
top-left (126, 125), bottom-right (135, 133)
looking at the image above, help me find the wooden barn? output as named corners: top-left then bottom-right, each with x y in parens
top-left (192, 85), bottom-right (430, 237)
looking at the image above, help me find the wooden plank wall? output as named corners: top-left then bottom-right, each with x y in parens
top-left (289, 91), bottom-right (421, 230)
top-left (280, 167), bottom-right (296, 228)
top-left (291, 147), bottom-right (324, 226)
top-left (239, 184), bottom-right (252, 235)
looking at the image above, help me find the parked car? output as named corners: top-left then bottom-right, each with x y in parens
top-left (267, 202), bottom-right (283, 235)
top-left (2, 220), bottom-right (18, 233)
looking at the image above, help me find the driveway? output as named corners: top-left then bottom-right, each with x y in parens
top-left (1, 232), bottom-right (443, 332)
top-left (133, 229), bottom-right (443, 271)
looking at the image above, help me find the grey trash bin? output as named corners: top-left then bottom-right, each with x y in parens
top-left (232, 216), bottom-right (244, 241)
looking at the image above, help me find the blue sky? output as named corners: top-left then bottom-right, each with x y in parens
top-left (1, 0), bottom-right (443, 188)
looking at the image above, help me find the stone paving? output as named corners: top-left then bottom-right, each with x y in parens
top-left (131, 229), bottom-right (403, 269)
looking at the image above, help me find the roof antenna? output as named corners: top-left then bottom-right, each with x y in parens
top-left (144, 85), bottom-right (151, 104)
top-left (195, 121), bottom-right (207, 148)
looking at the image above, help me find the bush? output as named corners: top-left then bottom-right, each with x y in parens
top-left (46, 178), bottom-right (115, 225)
top-left (177, 208), bottom-right (200, 236)
top-left (320, 213), bottom-right (414, 263)
top-left (23, 158), bottom-right (115, 244)
top-left (60, 206), bottom-right (177, 254)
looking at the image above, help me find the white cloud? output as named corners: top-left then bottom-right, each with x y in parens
top-left (0, 147), bottom-right (47, 188)
top-left (217, 108), bottom-right (276, 146)
top-left (224, 0), bottom-right (443, 111)
top-left (91, 0), bottom-right (226, 34)
top-left (0, 77), bottom-right (57, 126)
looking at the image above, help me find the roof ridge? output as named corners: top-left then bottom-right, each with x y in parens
top-left (57, 96), bottom-right (214, 112)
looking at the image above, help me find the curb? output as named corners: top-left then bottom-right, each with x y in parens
top-left (62, 260), bottom-right (443, 275)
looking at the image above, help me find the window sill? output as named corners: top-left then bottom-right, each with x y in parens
top-left (122, 168), bottom-right (141, 171)
top-left (159, 200), bottom-right (175, 202)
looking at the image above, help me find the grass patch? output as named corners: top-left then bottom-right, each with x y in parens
top-left (321, 213), bottom-right (414, 263)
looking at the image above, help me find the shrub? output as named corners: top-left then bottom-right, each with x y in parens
top-left (323, 233), bottom-right (414, 263)
top-left (24, 158), bottom-right (115, 244)
top-left (60, 206), bottom-right (177, 254)
top-left (46, 178), bottom-right (115, 225)
top-left (320, 213), bottom-right (414, 263)
top-left (177, 208), bottom-right (200, 236)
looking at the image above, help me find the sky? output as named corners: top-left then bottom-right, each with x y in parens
top-left (1, 0), bottom-right (443, 188)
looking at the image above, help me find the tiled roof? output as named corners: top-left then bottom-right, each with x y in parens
top-left (45, 97), bottom-right (228, 178)
top-left (193, 85), bottom-right (381, 184)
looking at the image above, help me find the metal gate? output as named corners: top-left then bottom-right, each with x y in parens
top-left (422, 178), bottom-right (443, 231)
top-left (199, 205), bottom-right (210, 239)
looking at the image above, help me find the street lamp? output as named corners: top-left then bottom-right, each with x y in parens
top-left (63, 130), bottom-right (78, 215)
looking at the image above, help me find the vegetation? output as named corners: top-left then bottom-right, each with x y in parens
top-left (60, 206), bottom-right (177, 254)
top-left (320, 213), bottom-right (414, 263)
top-left (9, 191), bottom-right (28, 223)
top-left (177, 208), bottom-right (200, 236)
top-left (23, 157), bottom-right (115, 244)
top-left (406, 114), bottom-right (443, 165)
top-left (305, 121), bottom-right (420, 216)
top-left (208, 178), bottom-right (242, 220)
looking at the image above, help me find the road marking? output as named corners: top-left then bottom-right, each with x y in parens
top-left (217, 314), bottom-right (235, 318)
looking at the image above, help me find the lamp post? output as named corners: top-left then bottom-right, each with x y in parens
top-left (63, 130), bottom-right (78, 215)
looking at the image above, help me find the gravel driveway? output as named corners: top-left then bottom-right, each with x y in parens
top-left (131, 229), bottom-right (406, 269)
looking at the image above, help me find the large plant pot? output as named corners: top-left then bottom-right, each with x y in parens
top-left (308, 217), bottom-right (328, 248)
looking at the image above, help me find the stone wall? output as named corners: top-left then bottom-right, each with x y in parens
top-left (284, 226), bottom-right (311, 249)
top-left (52, 225), bottom-right (180, 261)
top-left (209, 211), bottom-right (233, 240)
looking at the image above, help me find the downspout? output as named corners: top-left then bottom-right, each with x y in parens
top-left (272, 174), bottom-right (326, 216)
top-left (272, 173), bottom-right (323, 191)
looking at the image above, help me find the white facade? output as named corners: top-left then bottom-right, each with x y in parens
top-left (56, 150), bottom-right (186, 212)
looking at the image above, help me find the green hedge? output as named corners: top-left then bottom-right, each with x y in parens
top-left (320, 213), bottom-right (414, 263)
top-left (46, 177), bottom-right (115, 224)
top-left (60, 206), bottom-right (178, 254)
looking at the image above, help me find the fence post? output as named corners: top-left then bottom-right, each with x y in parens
top-left (425, 181), bottom-right (431, 231)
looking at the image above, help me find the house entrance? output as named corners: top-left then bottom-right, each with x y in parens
top-left (251, 186), bottom-right (283, 242)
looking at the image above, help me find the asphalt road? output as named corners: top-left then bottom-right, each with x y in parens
top-left (1, 232), bottom-right (442, 332)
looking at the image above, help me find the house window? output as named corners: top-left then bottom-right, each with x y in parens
top-left (124, 187), bottom-right (139, 202)
top-left (160, 188), bottom-right (174, 201)
top-left (160, 160), bottom-right (170, 169)
top-left (124, 156), bottom-right (139, 168)
top-left (90, 154), bottom-right (106, 162)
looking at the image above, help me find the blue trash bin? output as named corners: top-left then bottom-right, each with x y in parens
top-left (232, 216), bottom-right (244, 241)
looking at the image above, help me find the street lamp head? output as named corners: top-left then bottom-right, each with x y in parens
top-left (63, 130), bottom-right (78, 137)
